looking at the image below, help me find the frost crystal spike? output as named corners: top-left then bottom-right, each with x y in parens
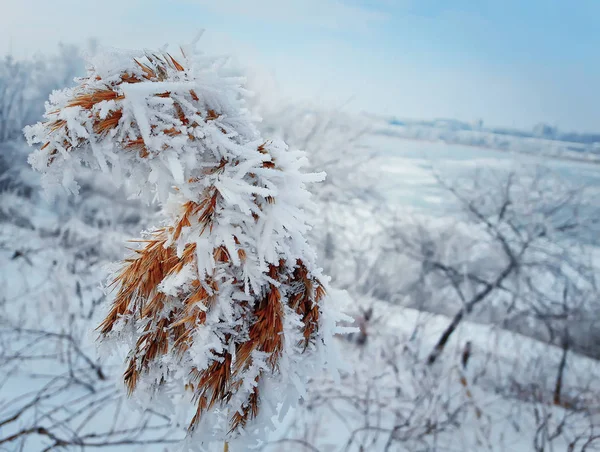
top-left (25, 42), bottom-right (343, 442)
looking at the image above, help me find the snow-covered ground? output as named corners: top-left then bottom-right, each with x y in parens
top-left (1, 38), bottom-right (599, 452)
top-left (5, 199), bottom-right (598, 452)
top-left (266, 296), bottom-right (600, 451)
top-left (2, 127), bottom-right (600, 451)
top-left (256, 134), bottom-right (600, 451)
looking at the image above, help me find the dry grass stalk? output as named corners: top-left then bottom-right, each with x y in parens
top-left (37, 51), bottom-right (326, 435)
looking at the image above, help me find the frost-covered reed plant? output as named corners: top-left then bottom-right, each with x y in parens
top-left (25, 37), bottom-right (346, 446)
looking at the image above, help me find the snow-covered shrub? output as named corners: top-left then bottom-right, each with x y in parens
top-left (266, 299), bottom-right (600, 452)
top-left (0, 44), bottom-right (85, 144)
top-left (361, 167), bottom-right (600, 362)
top-left (25, 39), bottom-right (348, 446)
top-left (0, 164), bottom-right (176, 450)
top-left (0, 55), bottom-right (41, 143)
top-left (0, 44), bottom-right (85, 195)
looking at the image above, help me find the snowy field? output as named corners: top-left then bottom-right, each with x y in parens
top-left (259, 133), bottom-right (600, 451)
top-left (266, 296), bottom-right (600, 452)
top-left (3, 131), bottom-right (600, 450)
top-left (1, 46), bottom-right (599, 451)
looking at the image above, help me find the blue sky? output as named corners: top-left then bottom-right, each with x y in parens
top-left (3, 0), bottom-right (598, 131)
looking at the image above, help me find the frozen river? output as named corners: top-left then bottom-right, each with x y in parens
top-left (367, 134), bottom-right (600, 212)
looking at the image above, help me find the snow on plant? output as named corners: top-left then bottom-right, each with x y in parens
top-left (251, 100), bottom-right (383, 287)
top-left (24, 36), bottom-right (348, 446)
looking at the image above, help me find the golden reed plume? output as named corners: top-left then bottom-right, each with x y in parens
top-left (30, 50), bottom-right (329, 436)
